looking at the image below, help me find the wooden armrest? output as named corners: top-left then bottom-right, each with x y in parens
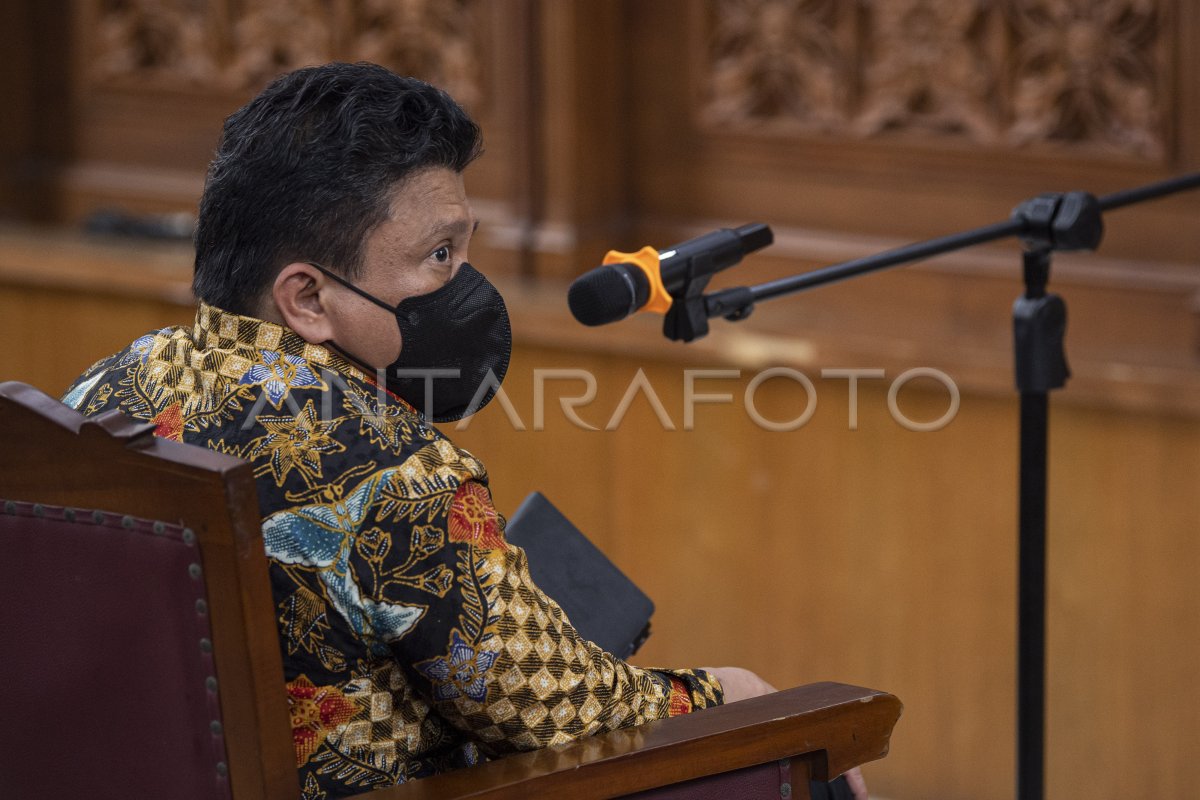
top-left (367, 682), bottom-right (901, 800)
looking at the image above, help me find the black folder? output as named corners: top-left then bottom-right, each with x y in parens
top-left (504, 492), bottom-right (654, 659)
top-left (507, 496), bottom-right (850, 797)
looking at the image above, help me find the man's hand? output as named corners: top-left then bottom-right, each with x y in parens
top-left (703, 668), bottom-right (870, 800)
top-left (701, 666), bottom-right (777, 703)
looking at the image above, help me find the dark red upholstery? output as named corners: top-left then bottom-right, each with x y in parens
top-left (0, 500), bottom-right (232, 800)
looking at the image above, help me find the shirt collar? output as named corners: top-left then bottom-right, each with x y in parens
top-left (192, 301), bottom-right (364, 381)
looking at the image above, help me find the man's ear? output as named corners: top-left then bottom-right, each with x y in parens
top-left (271, 262), bottom-right (337, 344)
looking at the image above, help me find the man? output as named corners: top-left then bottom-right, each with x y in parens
top-left (62, 63), bottom-right (788, 797)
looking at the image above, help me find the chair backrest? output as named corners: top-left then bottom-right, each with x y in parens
top-left (0, 381), bottom-right (297, 800)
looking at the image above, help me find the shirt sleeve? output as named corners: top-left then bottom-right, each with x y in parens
top-left (384, 477), bottom-right (724, 755)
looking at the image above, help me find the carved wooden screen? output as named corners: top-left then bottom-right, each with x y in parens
top-left (624, 0), bottom-right (1196, 257)
top-left (82, 0), bottom-right (488, 103)
top-left (697, 0), bottom-right (1170, 158)
top-left (0, 0), bottom-right (535, 276)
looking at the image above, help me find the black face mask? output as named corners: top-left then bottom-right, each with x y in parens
top-left (310, 262), bottom-right (512, 423)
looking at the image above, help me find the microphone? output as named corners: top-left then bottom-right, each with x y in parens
top-left (567, 223), bottom-right (773, 326)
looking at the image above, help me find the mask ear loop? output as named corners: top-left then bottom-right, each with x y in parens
top-left (302, 262), bottom-right (402, 392)
top-left (306, 261), bottom-right (399, 314)
top-left (323, 341), bottom-right (411, 410)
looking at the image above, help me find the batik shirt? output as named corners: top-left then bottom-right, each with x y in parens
top-left (62, 302), bottom-right (723, 799)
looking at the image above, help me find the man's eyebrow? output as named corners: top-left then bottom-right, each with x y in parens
top-left (424, 215), bottom-right (478, 241)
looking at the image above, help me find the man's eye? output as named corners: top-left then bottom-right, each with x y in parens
top-left (432, 246), bottom-right (452, 263)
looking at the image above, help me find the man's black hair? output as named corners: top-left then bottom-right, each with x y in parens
top-left (193, 62), bottom-right (483, 315)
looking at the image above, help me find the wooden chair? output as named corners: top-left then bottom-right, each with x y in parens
top-left (0, 381), bottom-right (295, 800)
top-left (0, 381), bottom-right (900, 800)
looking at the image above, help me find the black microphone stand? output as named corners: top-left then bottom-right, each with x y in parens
top-left (676, 171), bottom-right (1200, 800)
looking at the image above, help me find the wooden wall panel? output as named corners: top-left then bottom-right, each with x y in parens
top-left (0, 229), bottom-right (194, 392)
top-left (0, 1), bottom-right (32, 217)
top-left (523, 1), bottom-right (632, 279)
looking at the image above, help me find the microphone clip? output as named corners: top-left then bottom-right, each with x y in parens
top-left (662, 223), bottom-right (773, 343)
top-left (664, 254), bottom-right (717, 343)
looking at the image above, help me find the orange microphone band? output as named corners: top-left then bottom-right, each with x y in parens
top-left (602, 245), bottom-right (673, 315)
